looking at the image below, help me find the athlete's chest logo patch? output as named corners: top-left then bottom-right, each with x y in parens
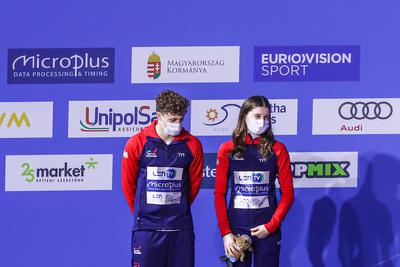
top-left (145, 149), bottom-right (158, 158)
top-left (233, 171), bottom-right (270, 209)
top-left (146, 166), bottom-right (183, 205)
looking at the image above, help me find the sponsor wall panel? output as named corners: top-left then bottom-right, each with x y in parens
top-left (0, 102), bottom-right (53, 138)
top-left (254, 45), bottom-right (360, 82)
top-left (5, 154), bottom-right (113, 191)
top-left (68, 100), bottom-right (157, 138)
top-left (8, 48), bottom-right (115, 84)
top-left (190, 99), bottom-right (298, 136)
top-left (131, 46), bottom-right (240, 83)
top-left (313, 98), bottom-right (400, 135)
top-left (290, 152), bottom-right (358, 188)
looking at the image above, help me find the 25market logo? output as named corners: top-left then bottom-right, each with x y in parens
top-left (21, 158), bottom-right (98, 183)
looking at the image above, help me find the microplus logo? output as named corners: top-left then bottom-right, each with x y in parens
top-left (254, 46), bottom-right (360, 81)
top-left (8, 48), bottom-right (115, 84)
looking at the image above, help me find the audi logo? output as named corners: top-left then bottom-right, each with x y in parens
top-left (338, 101), bottom-right (393, 120)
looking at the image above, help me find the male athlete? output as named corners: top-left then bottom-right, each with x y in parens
top-left (122, 90), bottom-right (204, 267)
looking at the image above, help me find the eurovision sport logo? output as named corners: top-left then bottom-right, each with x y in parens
top-left (312, 98), bottom-right (400, 135)
top-left (254, 45), bottom-right (360, 81)
top-left (8, 48), bottom-right (115, 84)
top-left (68, 100), bottom-right (157, 138)
top-left (5, 154), bottom-right (113, 191)
top-left (131, 46), bottom-right (240, 83)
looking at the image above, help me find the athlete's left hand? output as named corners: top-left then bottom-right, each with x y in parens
top-left (250, 225), bottom-right (269, 239)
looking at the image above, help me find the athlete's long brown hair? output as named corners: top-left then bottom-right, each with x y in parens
top-left (231, 96), bottom-right (275, 159)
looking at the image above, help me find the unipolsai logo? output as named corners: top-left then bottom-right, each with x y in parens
top-left (79, 105), bottom-right (157, 133)
top-left (147, 52), bottom-right (161, 79)
top-left (21, 158), bottom-right (98, 183)
top-left (0, 112), bottom-right (30, 128)
top-left (8, 48), bottom-right (115, 84)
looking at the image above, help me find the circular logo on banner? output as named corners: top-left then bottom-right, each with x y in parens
top-left (338, 101), bottom-right (393, 120)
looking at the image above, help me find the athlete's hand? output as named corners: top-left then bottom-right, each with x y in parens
top-left (223, 233), bottom-right (240, 258)
top-left (250, 225), bottom-right (269, 239)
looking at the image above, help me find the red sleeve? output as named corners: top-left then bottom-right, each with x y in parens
top-left (187, 136), bottom-right (204, 204)
top-left (214, 141), bottom-right (233, 237)
top-left (121, 134), bottom-right (145, 213)
top-left (264, 142), bottom-right (294, 233)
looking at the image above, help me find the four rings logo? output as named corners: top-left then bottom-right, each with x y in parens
top-left (339, 101), bottom-right (393, 120)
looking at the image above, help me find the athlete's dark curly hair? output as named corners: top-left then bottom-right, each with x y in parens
top-left (156, 90), bottom-right (189, 116)
top-left (231, 95), bottom-right (275, 159)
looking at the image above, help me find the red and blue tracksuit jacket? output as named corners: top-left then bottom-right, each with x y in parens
top-left (214, 135), bottom-right (294, 236)
top-left (122, 120), bottom-right (204, 231)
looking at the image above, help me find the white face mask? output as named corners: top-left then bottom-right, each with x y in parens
top-left (163, 121), bottom-right (182, 136)
top-left (159, 114), bottom-right (183, 136)
top-left (246, 118), bottom-right (269, 135)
